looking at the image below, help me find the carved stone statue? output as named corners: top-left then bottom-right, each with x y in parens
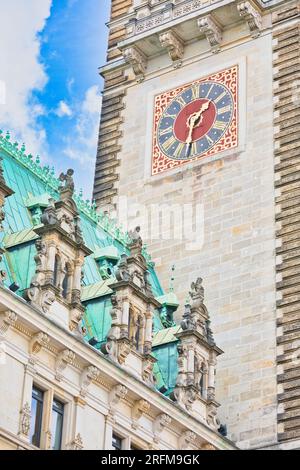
top-left (189, 277), bottom-right (204, 304)
top-left (74, 216), bottom-right (84, 244)
top-left (107, 294), bottom-right (122, 341)
top-left (116, 254), bottom-right (131, 282)
top-left (31, 239), bottom-right (47, 286)
top-left (41, 199), bottom-right (58, 226)
top-left (181, 303), bottom-right (196, 331)
top-left (59, 169), bottom-right (75, 195)
top-left (194, 355), bottom-right (205, 394)
top-left (128, 226), bottom-right (143, 247)
top-left (176, 343), bottom-right (188, 387)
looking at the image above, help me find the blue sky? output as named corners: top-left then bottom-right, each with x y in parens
top-left (0, 0), bottom-right (111, 198)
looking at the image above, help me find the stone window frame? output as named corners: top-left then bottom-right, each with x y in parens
top-left (111, 424), bottom-right (147, 450)
top-left (29, 377), bottom-right (73, 450)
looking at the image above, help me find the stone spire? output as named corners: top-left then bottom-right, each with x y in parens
top-left (101, 226), bottom-right (161, 385)
top-left (0, 157), bottom-right (14, 284)
top-left (24, 169), bottom-right (92, 332)
top-left (171, 277), bottom-right (223, 430)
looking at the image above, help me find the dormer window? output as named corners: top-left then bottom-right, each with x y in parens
top-left (93, 245), bottom-right (119, 280)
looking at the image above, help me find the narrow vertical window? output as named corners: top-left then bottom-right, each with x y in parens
top-left (51, 399), bottom-right (64, 450)
top-left (54, 255), bottom-right (60, 287)
top-left (112, 433), bottom-right (122, 450)
top-left (30, 387), bottom-right (44, 448)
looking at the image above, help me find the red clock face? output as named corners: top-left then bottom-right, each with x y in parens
top-left (152, 65), bottom-right (238, 175)
top-left (173, 99), bottom-right (216, 142)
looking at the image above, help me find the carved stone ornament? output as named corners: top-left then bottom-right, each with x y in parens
top-left (153, 413), bottom-right (172, 441)
top-left (115, 254), bottom-right (131, 282)
top-left (142, 356), bottom-right (156, 385)
top-left (237, 1), bottom-right (262, 39)
top-left (201, 443), bottom-right (216, 450)
top-left (197, 15), bottom-right (222, 53)
top-left (109, 384), bottom-right (128, 413)
top-left (117, 337), bottom-right (131, 365)
top-left (55, 349), bottom-right (76, 381)
top-left (41, 199), bottom-right (58, 226)
top-left (178, 430), bottom-right (197, 451)
top-left (80, 365), bottom-right (100, 397)
top-left (207, 403), bottom-right (221, 431)
top-left (59, 168), bottom-right (75, 196)
top-left (29, 331), bottom-right (50, 356)
top-left (159, 29), bottom-right (184, 68)
top-left (123, 46), bottom-right (147, 82)
top-left (68, 433), bottom-right (83, 450)
top-left (0, 265), bottom-right (6, 285)
top-left (128, 225), bottom-right (143, 249)
top-left (0, 310), bottom-right (18, 336)
top-left (132, 399), bottom-right (150, 427)
top-left (19, 402), bottom-right (31, 437)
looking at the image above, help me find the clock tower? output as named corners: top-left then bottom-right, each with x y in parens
top-left (94, 0), bottom-right (300, 450)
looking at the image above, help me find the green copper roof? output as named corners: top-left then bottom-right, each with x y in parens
top-left (3, 226), bottom-right (40, 249)
top-left (0, 129), bottom-right (180, 396)
top-left (153, 325), bottom-right (181, 347)
top-left (82, 279), bottom-right (114, 302)
top-left (24, 192), bottom-right (51, 209)
top-left (93, 245), bottom-right (119, 261)
top-left (156, 291), bottom-right (179, 307)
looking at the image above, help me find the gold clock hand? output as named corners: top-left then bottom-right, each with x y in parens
top-left (185, 101), bottom-right (210, 144)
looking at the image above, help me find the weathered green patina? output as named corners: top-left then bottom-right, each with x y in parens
top-left (0, 130), bottom-right (179, 395)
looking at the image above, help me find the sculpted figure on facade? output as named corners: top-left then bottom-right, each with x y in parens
top-left (59, 168), bottom-right (75, 195)
top-left (115, 254), bottom-right (131, 282)
top-left (41, 199), bottom-right (58, 225)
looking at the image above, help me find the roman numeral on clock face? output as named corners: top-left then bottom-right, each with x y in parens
top-left (217, 104), bottom-right (231, 115)
top-left (206, 135), bottom-right (214, 146)
top-left (214, 90), bottom-right (227, 104)
top-left (205, 84), bottom-right (215, 99)
top-left (213, 120), bottom-right (228, 131)
top-left (176, 96), bottom-right (187, 108)
top-left (159, 125), bottom-right (173, 136)
top-left (191, 85), bottom-right (200, 100)
top-left (164, 109), bottom-right (177, 119)
top-left (189, 142), bottom-right (198, 156)
top-left (163, 135), bottom-right (177, 151)
top-left (173, 142), bottom-right (186, 159)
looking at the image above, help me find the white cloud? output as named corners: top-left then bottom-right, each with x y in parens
top-left (63, 85), bottom-right (101, 165)
top-left (55, 100), bottom-right (73, 117)
top-left (0, 0), bottom-right (52, 156)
